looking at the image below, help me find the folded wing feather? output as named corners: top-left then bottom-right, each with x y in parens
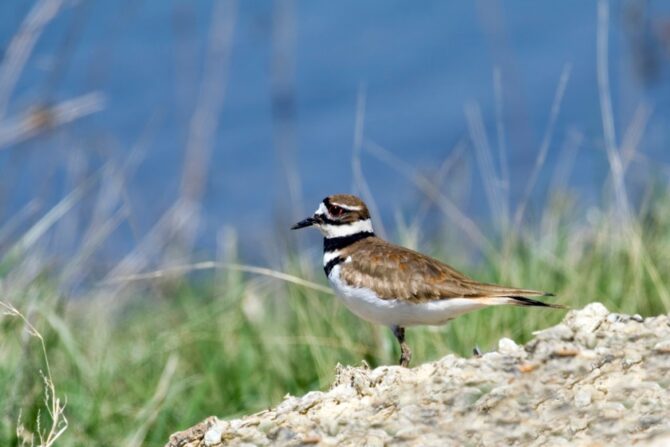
top-left (339, 237), bottom-right (549, 303)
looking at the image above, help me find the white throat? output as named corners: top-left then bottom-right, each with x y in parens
top-left (318, 218), bottom-right (373, 238)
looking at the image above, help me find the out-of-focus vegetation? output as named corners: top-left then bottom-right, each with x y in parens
top-left (2, 183), bottom-right (670, 445)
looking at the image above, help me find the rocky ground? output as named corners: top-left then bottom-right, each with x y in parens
top-left (165, 303), bottom-right (670, 446)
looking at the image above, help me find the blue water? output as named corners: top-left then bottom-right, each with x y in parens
top-left (2, 1), bottom-right (670, 261)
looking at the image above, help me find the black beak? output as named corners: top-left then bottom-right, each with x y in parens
top-left (291, 216), bottom-right (317, 230)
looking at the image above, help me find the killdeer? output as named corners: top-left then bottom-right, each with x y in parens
top-left (292, 194), bottom-right (563, 367)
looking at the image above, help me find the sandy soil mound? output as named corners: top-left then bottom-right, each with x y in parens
top-left (166, 303), bottom-right (670, 446)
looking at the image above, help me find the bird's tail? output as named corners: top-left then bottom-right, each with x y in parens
top-left (502, 295), bottom-right (566, 309)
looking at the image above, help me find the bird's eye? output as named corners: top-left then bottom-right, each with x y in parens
top-left (330, 206), bottom-right (344, 217)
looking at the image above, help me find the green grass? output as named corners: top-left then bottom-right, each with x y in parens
top-left (2, 187), bottom-right (670, 446)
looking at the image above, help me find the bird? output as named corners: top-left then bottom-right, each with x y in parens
top-left (291, 194), bottom-right (564, 367)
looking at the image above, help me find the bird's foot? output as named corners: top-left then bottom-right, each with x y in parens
top-left (399, 342), bottom-right (412, 367)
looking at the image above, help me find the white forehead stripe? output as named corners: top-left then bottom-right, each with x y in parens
top-left (330, 201), bottom-right (363, 211)
top-left (315, 202), bottom-right (330, 217)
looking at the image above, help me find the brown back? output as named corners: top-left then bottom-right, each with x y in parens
top-left (338, 237), bottom-right (546, 303)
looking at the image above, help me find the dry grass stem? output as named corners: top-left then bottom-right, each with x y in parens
top-left (100, 260), bottom-right (334, 295)
top-left (1, 301), bottom-right (68, 447)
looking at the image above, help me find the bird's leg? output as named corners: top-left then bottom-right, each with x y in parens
top-left (391, 325), bottom-right (412, 367)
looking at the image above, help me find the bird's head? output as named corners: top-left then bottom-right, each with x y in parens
top-left (291, 194), bottom-right (374, 238)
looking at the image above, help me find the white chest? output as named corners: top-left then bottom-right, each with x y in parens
top-left (327, 264), bottom-right (488, 327)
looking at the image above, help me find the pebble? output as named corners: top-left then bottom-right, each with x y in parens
top-left (574, 386), bottom-right (593, 408)
top-left (653, 340), bottom-right (670, 354)
top-left (570, 302), bottom-right (609, 333)
top-left (203, 425), bottom-right (223, 446)
top-left (498, 337), bottom-right (525, 357)
top-left (570, 416), bottom-right (589, 432)
top-left (533, 323), bottom-right (573, 340)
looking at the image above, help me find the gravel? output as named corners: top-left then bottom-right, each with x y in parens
top-left (165, 303), bottom-right (670, 446)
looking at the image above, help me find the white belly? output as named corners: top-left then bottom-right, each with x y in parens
top-left (328, 265), bottom-right (488, 327)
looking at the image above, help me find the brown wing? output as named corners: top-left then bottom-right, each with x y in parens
top-left (339, 237), bottom-right (548, 303)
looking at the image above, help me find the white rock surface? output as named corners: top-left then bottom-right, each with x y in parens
top-left (166, 304), bottom-right (670, 447)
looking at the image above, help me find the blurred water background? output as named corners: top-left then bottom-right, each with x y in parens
top-left (3, 0), bottom-right (670, 276)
